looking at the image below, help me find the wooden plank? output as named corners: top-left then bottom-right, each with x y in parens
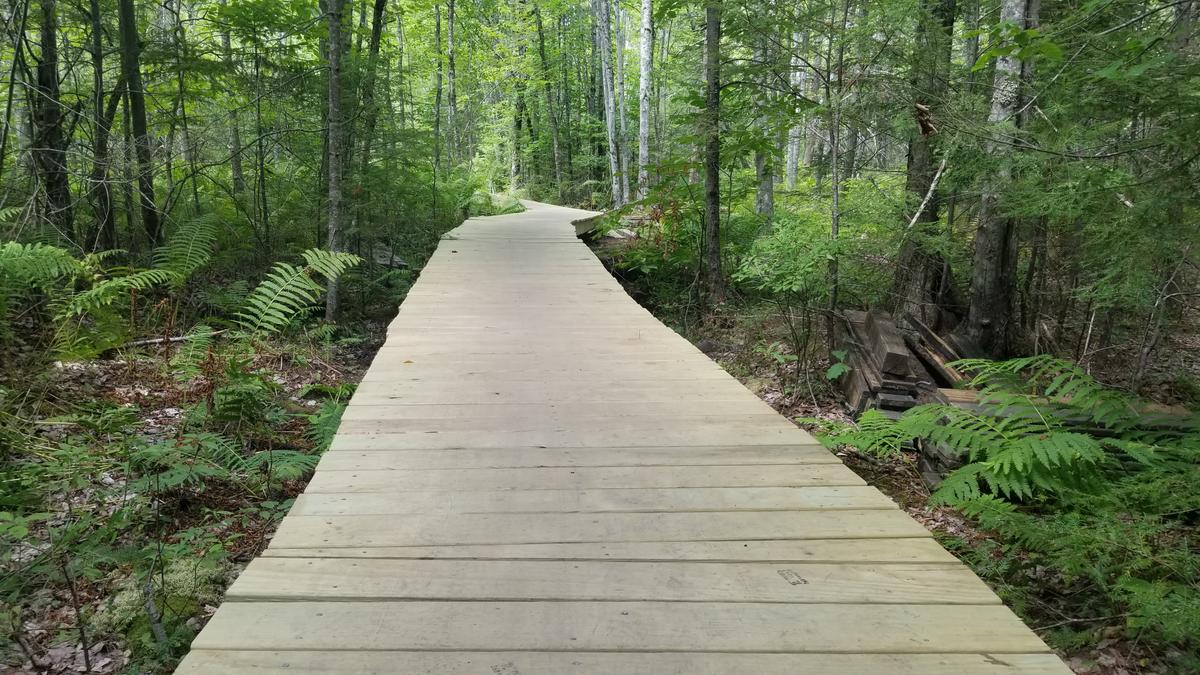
top-left (227, 558), bottom-right (1000, 604)
top-left (326, 427), bottom-right (817, 449)
top-left (178, 650), bottom-right (1071, 675)
top-left (290, 486), bottom-right (894, 515)
top-left (261, 538), bottom-right (960, 563)
top-left (337, 402), bottom-right (780, 422)
top-left (334, 413), bottom-right (802, 435)
top-left (189, 601), bottom-right (1052, 653)
top-left (268, 510), bottom-right (930, 548)
top-left (304, 464), bottom-right (865, 492)
top-left (316, 446), bottom-right (840, 468)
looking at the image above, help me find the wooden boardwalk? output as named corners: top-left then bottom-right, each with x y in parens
top-left (178, 202), bottom-right (1068, 674)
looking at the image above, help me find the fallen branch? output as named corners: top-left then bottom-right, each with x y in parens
top-left (122, 329), bottom-right (227, 348)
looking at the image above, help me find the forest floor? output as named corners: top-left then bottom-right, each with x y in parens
top-left (592, 243), bottom-right (1191, 675)
top-left (2, 327), bottom-right (383, 674)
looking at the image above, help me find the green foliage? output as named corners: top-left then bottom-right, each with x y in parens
top-left (0, 241), bottom-right (82, 285)
top-left (235, 249), bottom-right (361, 335)
top-left (820, 356), bottom-right (1200, 660)
top-left (154, 214), bottom-right (221, 278)
top-left (60, 268), bottom-right (182, 318)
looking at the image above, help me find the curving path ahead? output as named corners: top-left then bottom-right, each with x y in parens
top-left (177, 201), bottom-right (1068, 674)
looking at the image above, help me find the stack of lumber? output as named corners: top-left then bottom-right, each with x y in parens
top-left (902, 315), bottom-right (968, 387)
top-left (836, 310), bottom-right (936, 417)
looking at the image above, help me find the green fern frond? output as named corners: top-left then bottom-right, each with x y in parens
top-left (154, 214), bottom-right (220, 278)
top-left (301, 249), bottom-right (362, 281)
top-left (247, 449), bottom-right (319, 481)
top-left (305, 400), bottom-right (346, 452)
top-left (59, 268), bottom-right (181, 318)
top-left (169, 324), bottom-right (216, 382)
top-left (235, 249), bottom-right (361, 335)
top-left (192, 432), bottom-right (249, 473)
top-left (930, 463), bottom-right (987, 504)
top-left (0, 241), bottom-right (82, 285)
top-left (829, 408), bottom-right (908, 456)
top-left (235, 262), bottom-right (324, 334)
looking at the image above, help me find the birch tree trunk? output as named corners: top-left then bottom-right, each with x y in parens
top-left (962, 0), bottom-right (1026, 354)
top-left (701, 0), bottom-right (724, 304)
top-left (324, 0), bottom-right (346, 321)
top-left (636, 0), bottom-right (652, 200)
top-left (593, 0), bottom-right (623, 208)
top-left (785, 31), bottom-right (806, 190)
top-left (615, 5), bottom-right (630, 204)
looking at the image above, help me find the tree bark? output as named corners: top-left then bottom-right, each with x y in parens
top-left (32, 0), bottom-right (73, 241)
top-left (117, 0), bottom-right (161, 246)
top-left (324, 0), bottom-right (346, 321)
top-left (614, 4), bottom-right (630, 203)
top-left (889, 0), bottom-right (958, 329)
top-left (534, 5), bottom-right (563, 199)
top-left (87, 0), bottom-right (122, 250)
top-left (446, 0), bottom-right (457, 163)
top-left (635, 0), bottom-right (652, 200)
top-left (433, 3), bottom-right (443, 179)
top-left (218, 0), bottom-right (245, 195)
top-left (785, 31), bottom-right (807, 191)
top-left (701, 0), bottom-right (724, 304)
top-left (961, 0), bottom-right (1026, 355)
top-left (593, 0), bottom-right (623, 207)
top-left (753, 40), bottom-right (774, 220)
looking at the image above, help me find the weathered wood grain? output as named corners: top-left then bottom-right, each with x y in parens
top-left (175, 201), bottom-right (1065, 674)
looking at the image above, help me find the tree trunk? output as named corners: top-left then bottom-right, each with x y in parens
top-left (614, 4), bottom-right (630, 203)
top-left (593, 0), bottom-right (623, 208)
top-left (446, 0), bottom-right (457, 163)
top-left (359, 0), bottom-right (386, 199)
top-left (33, 0), bottom-right (73, 241)
top-left (218, 0), bottom-right (245, 195)
top-left (534, 5), bottom-right (563, 199)
top-left (87, 0), bottom-right (122, 250)
top-left (785, 31), bottom-right (807, 191)
top-left (701, 0), bottom-right (724, 305)
top-left (753, 40), bottom-right (774, 221)
top-left (324, 0), bottom-right (346, 321)
top-left (117, 0), bottom-right (160, 246)
top-left (635, 0), bottom-right (652, 200)
top-left (433, 3), bottom-right (443, 180)
top-left (961, 0), bottom-right (1026, 355)
top-left (889, 0), bottom-right (958, 329)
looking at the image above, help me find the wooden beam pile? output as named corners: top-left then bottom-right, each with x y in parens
top-left (836, 310), bottom-right (937, 417)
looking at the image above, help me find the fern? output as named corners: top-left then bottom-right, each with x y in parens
top-left (305, 399), bottom-right (347, 452)
top-left (154, 214), bottom-right (220, 278)
top-left (824, 355), bottom-right (1198, 506)
top-left (823, 408), bottom-right (908, 456)
top-left (169, 324), bottom-right (216, 382)
top-left (59, 268), bottom-right (181, 318)
top-left (0, 241), bottom-right (82, 286)
top-left (235, 248), bottom-right (361, 335)
top-left (301, 248), bottom-right (361, 281)
top-left (247, 449), bottom-right (319, 481)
